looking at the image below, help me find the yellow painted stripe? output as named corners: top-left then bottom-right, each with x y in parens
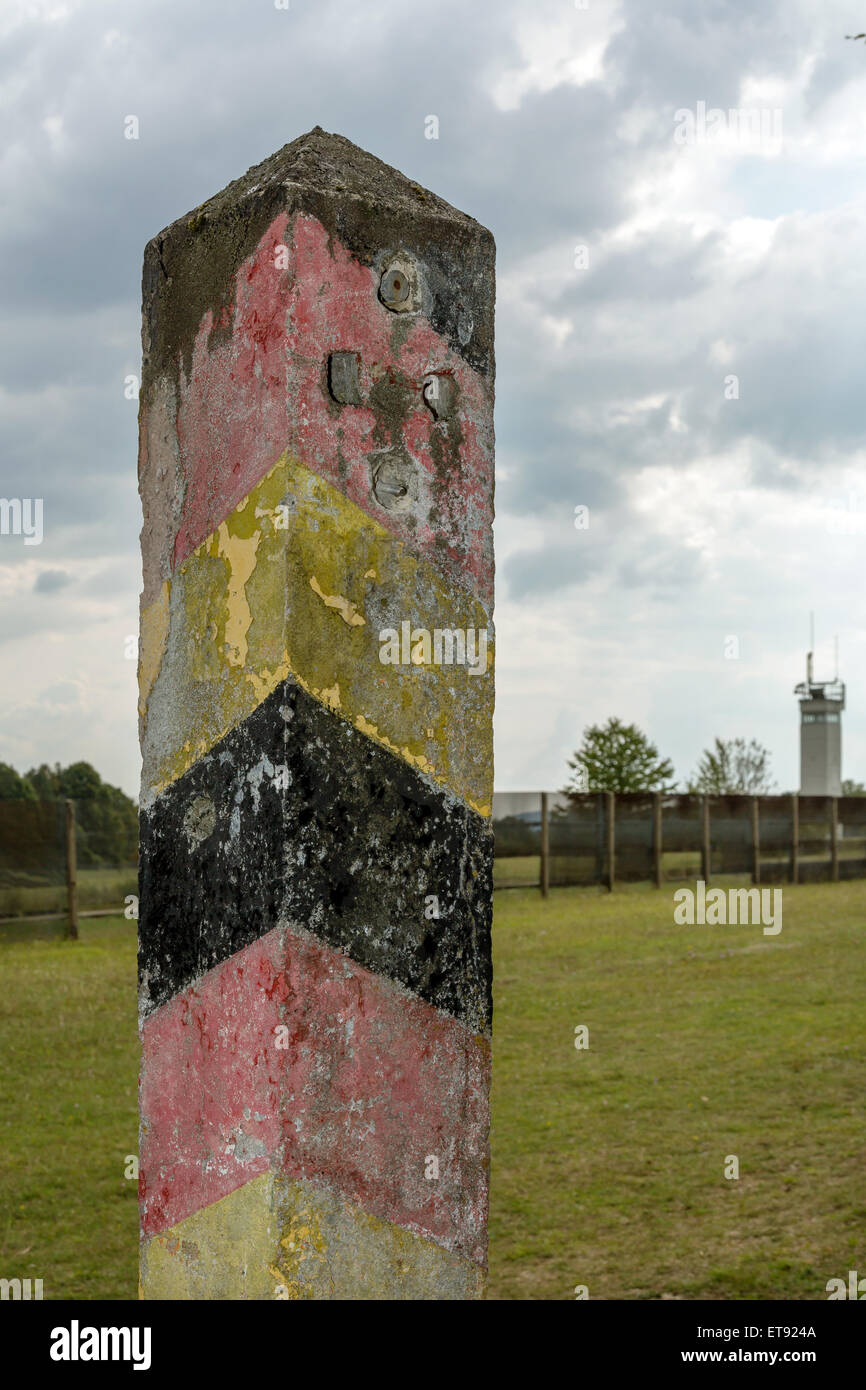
top-left (139, 452), bottom-right (494, 815)
top-left (140, 1172), bottom-right (484, 1300)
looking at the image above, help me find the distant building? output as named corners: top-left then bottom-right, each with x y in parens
top-left (794, 651), bottom-right (845, 795)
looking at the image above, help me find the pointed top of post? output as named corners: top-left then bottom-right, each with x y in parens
top-left (194, 126), bottom-right (486, 235)
top-left (144, 128), bottom-right (495, 386)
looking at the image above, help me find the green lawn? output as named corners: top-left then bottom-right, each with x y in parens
top-left (0, 880), bottom-right (863, 1300)
top-left (0, 916), bottom-right (139, 1300)
top-left (489, 878), bottom-right (866, 1299)
top-left (494, 853), bottom-right (541, 886)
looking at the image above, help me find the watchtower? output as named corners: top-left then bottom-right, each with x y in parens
top-left (794, 642), bottom-right (845, 795)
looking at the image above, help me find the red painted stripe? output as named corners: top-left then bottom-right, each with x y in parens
top-left (139, 926), bottom-right (489, 1263)
top-left (171, 212), bottom-right (494, 606)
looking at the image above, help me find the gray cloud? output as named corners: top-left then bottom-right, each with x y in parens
top-left (33, 568), bottom-right (71, 592)
top-left (1, 0), bottom-right (865, 796)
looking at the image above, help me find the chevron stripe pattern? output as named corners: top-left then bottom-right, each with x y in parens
top-left (137, 129), bottom-right (495, 1300)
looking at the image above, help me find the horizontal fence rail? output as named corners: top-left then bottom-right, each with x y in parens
top-left (492, 792), bottom-right (866, 892)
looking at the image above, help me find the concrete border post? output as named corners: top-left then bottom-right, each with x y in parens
top-left (137, 129), bottom-right (495, 1300)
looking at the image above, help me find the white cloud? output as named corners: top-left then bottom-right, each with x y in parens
top-left (488, 0), bottom-right (625, 110)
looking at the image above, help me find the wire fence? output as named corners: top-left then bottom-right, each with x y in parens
top-left (4, 791), bottom-right (863, 918)
top-left (0, 798), bottom-right (138, 925)
top-left (493, 791), bottom-right (866, 891)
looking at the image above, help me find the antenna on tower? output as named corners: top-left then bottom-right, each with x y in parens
top-left (807, 610), bottom-right (814, 685)
top-left (835, 634), bottom-right (839, 681)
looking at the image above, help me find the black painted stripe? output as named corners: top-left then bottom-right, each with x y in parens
top-left (138, 677), bottom-right (492, 1033)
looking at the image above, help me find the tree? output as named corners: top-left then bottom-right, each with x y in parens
top-left (841, 779), bottom-right (866, 796)
top-left (563, 717), bottom-right (676, 795)
top-left (23, 760), bottom-right (138, 866)
top-left (687, 737), bottom-right (774, 795)
top-left (55, 761), bottom-right (103, 800)
top-left (26, 762), bottom-right (62, 799)
top-left (0, 762), bottom-right (36, 800)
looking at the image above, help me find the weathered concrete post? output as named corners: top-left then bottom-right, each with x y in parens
top-left (137, 129), bottom-right (494, 1299)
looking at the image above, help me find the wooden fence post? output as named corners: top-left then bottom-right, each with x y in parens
top-left (831, 797), bottom-right (839, 882)
top-left (653, 792), bottom-right (662, 888)
top-left (65, 799), bottom-right (79, 941)
top-left (540, 791), bottom-right (549, 898)
top-left (607, 791), bottom-right (615, 892)
top-left (751, 796), bottom-right (760, 886)
top-left (702, 796), bottom-right (711, 885)
top-left (791, 793), bottom-right (799, 884)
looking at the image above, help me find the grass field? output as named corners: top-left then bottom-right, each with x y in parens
top-left (0, 879), bottom-right (863, 1300)
top-left (0, 915), bottom-right (138, 1299)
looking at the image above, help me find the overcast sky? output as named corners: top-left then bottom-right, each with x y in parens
top-left (1, 0), bottom-right (865, 799)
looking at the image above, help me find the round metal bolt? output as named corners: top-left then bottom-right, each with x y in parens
top-left (375, 477), bottom-right (408, 503)
top-left (371, 450), bottom-right (417, 513)
top-left (380, 266), bottom-right (410, 308)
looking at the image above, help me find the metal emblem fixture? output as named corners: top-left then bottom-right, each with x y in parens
top-left (378, 254), bottom-right (420, 313)
top-left (370, 447), bottom-right (418, 513)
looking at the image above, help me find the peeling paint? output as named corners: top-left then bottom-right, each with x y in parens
top-left (143, 205), bottom-right (493, 607)
top-left (309, 575), bottom-right (366, 627)
top-left (215, 522), bottom-right (260, 667)
top-left (140, 453), bottom-right (494, 815)
top-left (140, 927), bottom-right (489, 1255)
